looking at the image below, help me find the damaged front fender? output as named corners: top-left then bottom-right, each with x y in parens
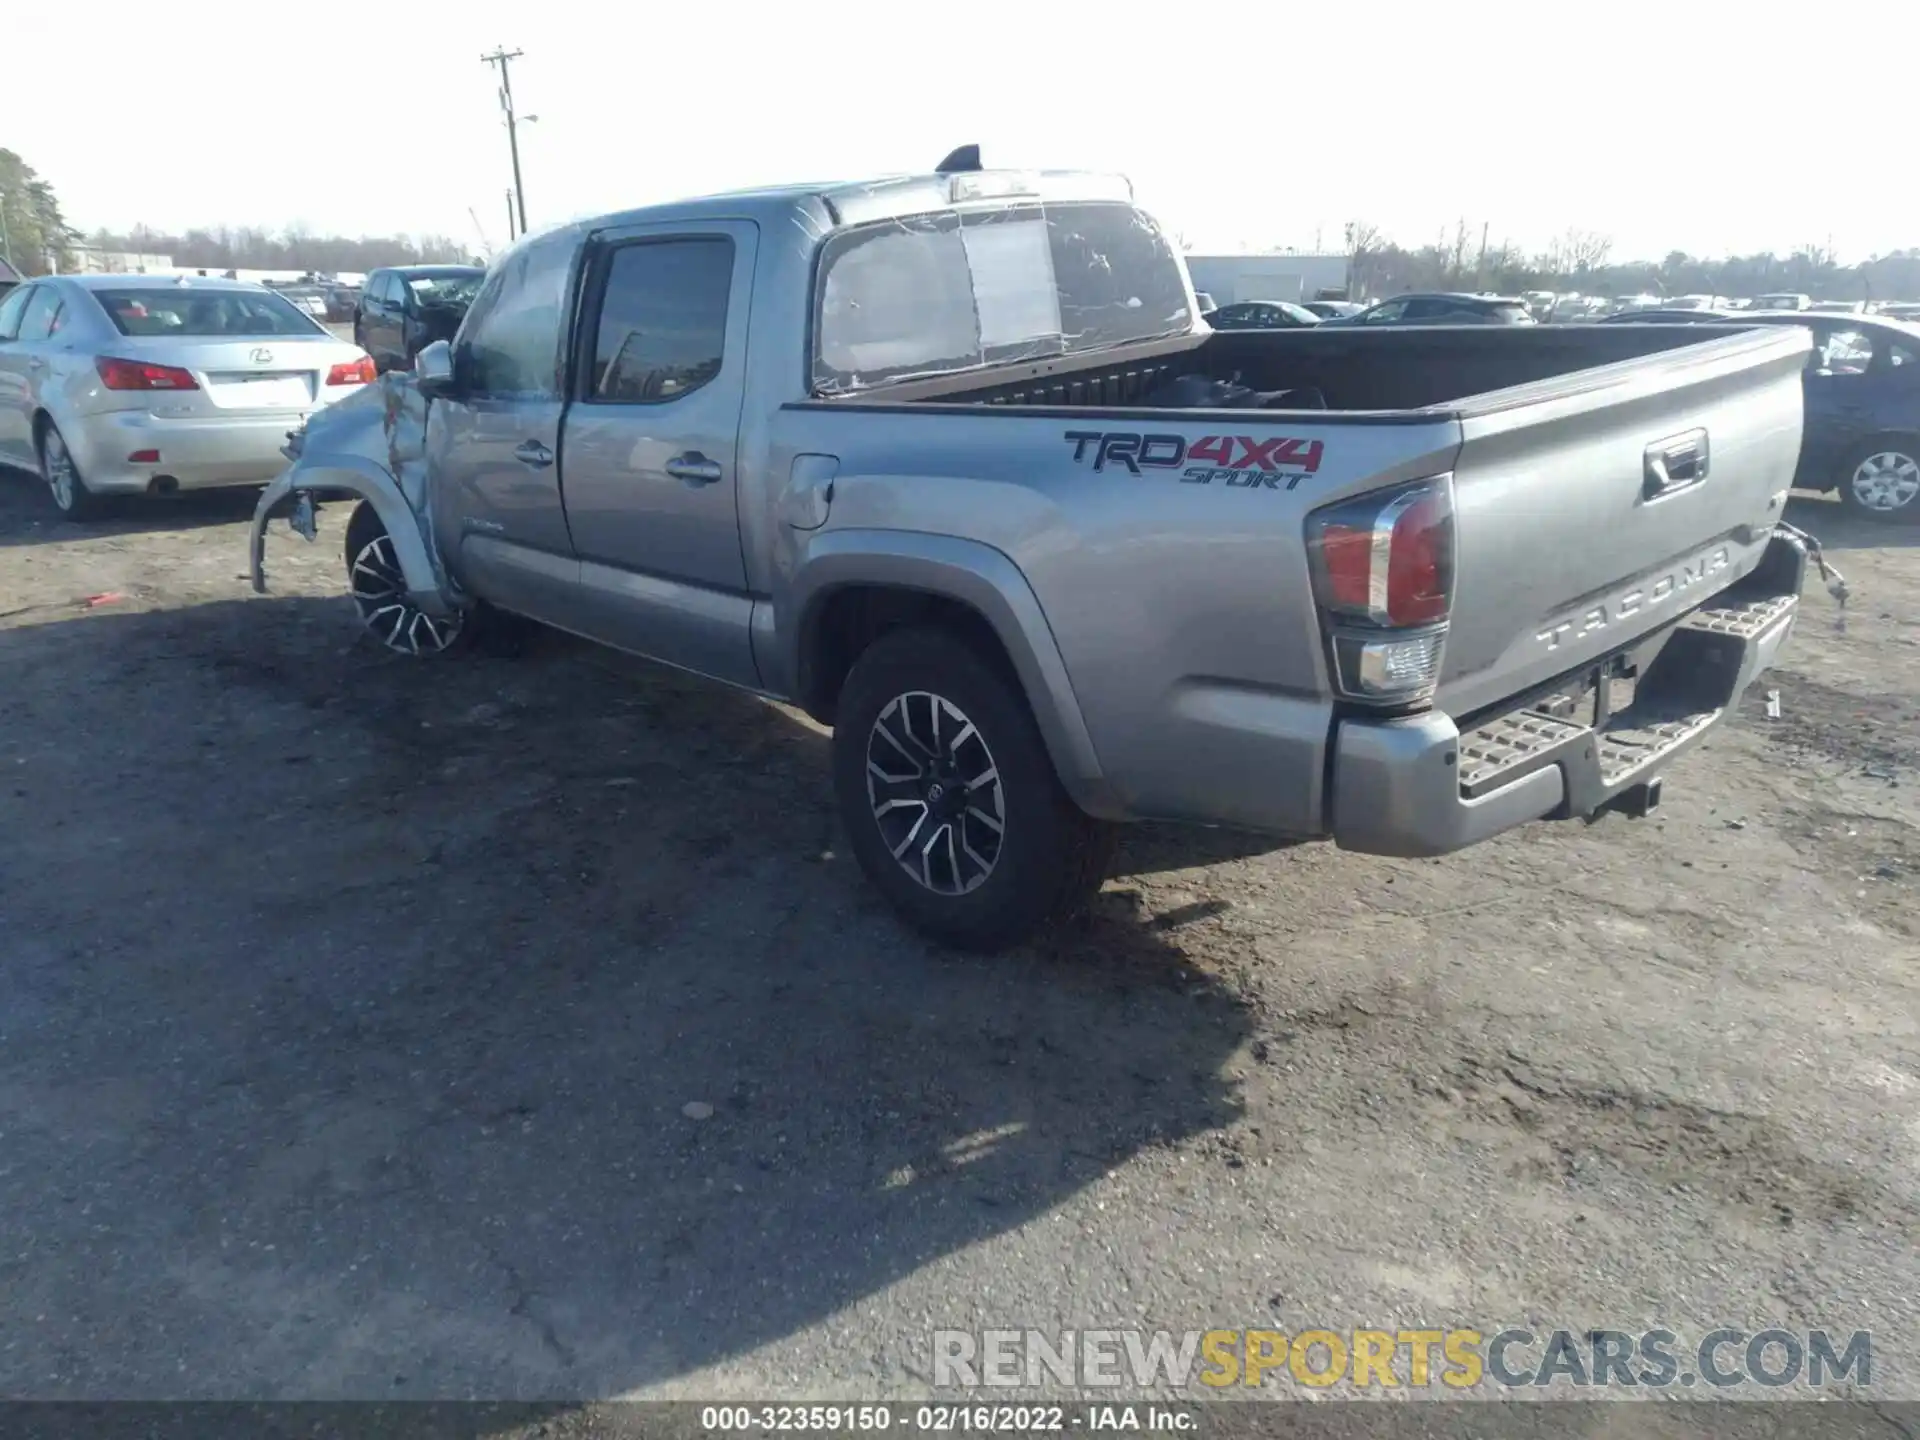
top-left (248, 373), bottom-right (460, 619)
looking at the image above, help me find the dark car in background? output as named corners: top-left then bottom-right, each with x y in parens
top-left (353, 265), bottom-right (487, 374)
top-left (1301, 299), bottom-right (1364, 320)
top-left (1603, 309), bottom-right (1920, 520)
top-left (1205, 299), bottom-right (1322, 329)
top-left (1317, 292), bottom-right (1535, 326)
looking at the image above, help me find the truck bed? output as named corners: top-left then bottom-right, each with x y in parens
top-left (868, 323), bottom-right (1757, 414)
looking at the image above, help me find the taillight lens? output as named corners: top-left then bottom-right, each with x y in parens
top-left (326, 355), bottom-right (377, 386)
top-left (1306, 476), bottom-right (1456, 703)
top-left (96, 357), bottom-right (199, 391)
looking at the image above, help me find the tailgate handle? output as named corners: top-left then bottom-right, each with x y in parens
top-left (1644, 428), bottom-right (1710, 501)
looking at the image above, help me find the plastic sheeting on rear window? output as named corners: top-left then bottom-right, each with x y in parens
top-left (811, 201), bottom-right (1191, 395)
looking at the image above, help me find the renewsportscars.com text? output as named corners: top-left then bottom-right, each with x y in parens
top-left (932, 1327), bottom-right (1871, 1391)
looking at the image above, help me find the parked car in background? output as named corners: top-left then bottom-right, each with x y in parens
top-left (1601, 308), bottom-right (1920, 520)
top-left (1809, 300), bottom-right (1867, 315)
top-left (1548, 295), bottom-right (1608, 324)
top-left (1317, 292), bottom-right (1535, 325)
top-left (354, 265), bottom-right (487, 374)
top-left (1300, 299), bottom-right (1363, 319)
top-left (277, 287), bottom-right (333, 322)
top-left (1661, 294), bottom-right (1726, 312)
top-left (1192, 291), bottom-right (1216, 316)
top-left (0, 276), bottom-right (374, 519)
top-left (1880, 302), bottom-right (1920, 322)
top-left (1753, 293), bottom-right (1813, 311)
top-left (323, 285), bottom-right (361, 323)
top-left (1205, 300), bottom-right (1322, 329)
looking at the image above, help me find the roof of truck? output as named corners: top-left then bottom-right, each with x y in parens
top-left (554, 169), bottom-right (1138, 242)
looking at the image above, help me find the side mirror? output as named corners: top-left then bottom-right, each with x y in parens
top-left (414, 339), bottom-right (457, 398)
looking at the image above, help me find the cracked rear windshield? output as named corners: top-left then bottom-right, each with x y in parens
top-left (812, 201), bottom-right (1191, 394)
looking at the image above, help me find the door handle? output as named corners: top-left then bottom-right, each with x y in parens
top-left (1643, 428), bottom-right (1709, 502)
top-left (665, 452), bottom-right (723, 486)
top-left (514, 439), bottom-right (554, 468)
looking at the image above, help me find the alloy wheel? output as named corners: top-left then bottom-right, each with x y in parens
top-left (349, 531), bottom-right (463, 655)
top-left (42, 431), bottom-right (77, 511)
top-left (865, 690), bottom-right (1005, 895)
top-left (1850, 451), bottom-right (1920, 513)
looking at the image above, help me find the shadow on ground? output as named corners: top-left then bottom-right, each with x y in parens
top-left (0, 594), bottom-right (1250, 1398)
top-left (0, 464), bottom-right (265, 546)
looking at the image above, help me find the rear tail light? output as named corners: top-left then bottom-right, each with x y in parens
top-left (96, 357), bottom-right (198, 391)
top-left (326, 355), bottom-right (377, 386)
top-left (1306, 476), bottom-right (1456, 703)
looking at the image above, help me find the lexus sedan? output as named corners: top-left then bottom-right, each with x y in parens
top-left (0, 275), bottom-right (375, 520)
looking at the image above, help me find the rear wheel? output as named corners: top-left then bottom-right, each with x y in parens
top-left (38, 421), bottom-right (109, 522)
top-left (832, 627), bottom-right (1115, 951)
top-left (344, 501), bottom-right (468, 655)
top-left (1839, 439), bottom-right (1920, 521)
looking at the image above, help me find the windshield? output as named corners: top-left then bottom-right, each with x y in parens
top-left (94, 288), bottom-right (325, 337)
top-left (811, 201), bottom-right (1192, 395)
top-left (407, 273), bottom-right (484, 307)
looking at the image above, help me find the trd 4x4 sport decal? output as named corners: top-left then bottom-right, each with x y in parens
top-left (1063, 430), bottom-right (1325, 489)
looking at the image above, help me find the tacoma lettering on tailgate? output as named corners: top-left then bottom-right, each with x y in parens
top-left (1534, 544), bottom-right (1732, 652)
top-left (1063, 430), bottom-right (1325, 488)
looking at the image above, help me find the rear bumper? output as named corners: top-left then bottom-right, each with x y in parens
top-left (68, 396), bottom-right (363, 493)
top-left (1329, 526), bottom-right (1808, 858)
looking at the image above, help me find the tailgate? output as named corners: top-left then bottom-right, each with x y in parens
top-left (1437, 325), bottom-right (1810, 717)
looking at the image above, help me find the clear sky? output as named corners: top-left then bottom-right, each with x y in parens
top-left (6, 0), bottom-right (1915, 264)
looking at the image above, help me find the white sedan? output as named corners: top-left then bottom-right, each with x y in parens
top-left (0, 275), bottom-right (375, 520)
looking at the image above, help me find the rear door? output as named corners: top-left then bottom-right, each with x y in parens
top-left (1436, 325), bottom-right (1812, 717)
top-left (0, 284), bottom-right (38, 462)
top-left (428, 226), bottom-right (579, 620)
top-left (556, 220), bottom-right (759, 687)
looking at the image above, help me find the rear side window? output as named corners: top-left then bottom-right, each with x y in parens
top-left (0, 285), bottom-right (37, 340)
top-left (93, 288), bottom-right (322, 337)
top-left (584, 238), bottom-right (732, 403)
top-left (811, 201), bottom-right (1191, 394)
top-left (18, 287), bottom-right (64, 342)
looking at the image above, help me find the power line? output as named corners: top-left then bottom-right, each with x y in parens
top-left (481, 47), bottom-right (528, 237)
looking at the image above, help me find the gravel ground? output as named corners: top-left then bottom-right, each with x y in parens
top-left (0, 469), bottom-right (1915, 1415)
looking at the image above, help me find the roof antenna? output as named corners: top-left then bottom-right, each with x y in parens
top-left (935, 144), bottom-right (982, 174)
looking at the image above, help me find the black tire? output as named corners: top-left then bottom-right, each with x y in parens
top-left (832, 626), bottom-right (1116, 951)
top-left (37, 419), bottom-right (110, 522)
top-left (1837, 436), bottom-right (1920, 522)
top-left (343, 501), bottom-right (473, 656)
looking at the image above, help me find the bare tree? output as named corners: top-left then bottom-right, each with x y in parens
top-left (1344, 220), bottom-right (1383, 298)
top-left (1546, 228), bottom-right (1613, 277)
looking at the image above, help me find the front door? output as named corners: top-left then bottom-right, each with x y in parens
top-left (428, 225), bottom-right (581, 621)
top-left (556, 220), bottom-right (759, 687)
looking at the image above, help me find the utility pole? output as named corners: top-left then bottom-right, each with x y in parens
top-left (506, 190), bottom-right (517, 244)
top-left (481, 47), bottom-right (528, 236)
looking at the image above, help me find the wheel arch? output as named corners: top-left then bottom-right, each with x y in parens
top-left (785, 531), bottom-right (1116, 817)
top-left (248, 454), bottom-right (458, 616)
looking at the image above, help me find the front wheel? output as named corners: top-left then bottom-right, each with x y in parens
top-left (1839, 439), bottom-right (1920, 521)
top-left (832, 627), bottom-right (1115, 951)
top-left (344, 501), bottom-right (468, 655)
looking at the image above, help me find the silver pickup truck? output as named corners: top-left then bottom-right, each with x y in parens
top-left (251, 159), bottom-right (1816, 950)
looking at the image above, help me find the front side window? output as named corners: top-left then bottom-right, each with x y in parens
top-left (457, 230), bottom-right (576, 399)
top-left (1363, 300), bottom-right (1408, 323)
top-left (1817, 328), bottom-right (1873, 374)
top-left (93, 288), bottom-right (322, 337)
top-left (811, 200), bottom-right (1191, 394)
top-left (585, 238), bottom-right (732, 404)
